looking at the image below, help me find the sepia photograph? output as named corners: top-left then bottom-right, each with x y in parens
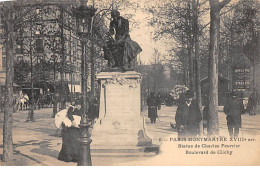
top-left (0, 0), bottom-right (259, 166)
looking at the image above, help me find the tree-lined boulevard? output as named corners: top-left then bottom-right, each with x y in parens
top-left (0, 0), bottom-right (259, 166)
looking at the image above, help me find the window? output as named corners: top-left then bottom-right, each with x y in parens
top-left (16, 40), bottom-right (23, 54)
top-left (35, 39), bottom-right (44, 53)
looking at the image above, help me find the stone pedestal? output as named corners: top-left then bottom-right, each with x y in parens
top-left (91, 71), bottom-right (151, 148)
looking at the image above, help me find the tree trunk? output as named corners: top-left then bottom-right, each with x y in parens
top-left (193, 0), bottom-right (202, 135)
top-left (188, 0), bottom-right (194, 91)
top-left (208, 0), bottom-right (231, 137)
top-left (26, 17), bottom-right (35, 122)
top-left (60, 6), bottom-right (66, 110)
top-left (3, 2), bottom-right (14, 164)
top-left (229, 28), bottom-right (234, 91)
top-left (208, 0), bottom-right (220, 137)
top-left (0, 86), bottom-right (2, 114)
top-left (252, 20), bottom-right (256, 90)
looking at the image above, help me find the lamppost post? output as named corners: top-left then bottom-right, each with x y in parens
top-left (73, 2), bottom-right (96, 166)
top-left (51, 55), bottom-right (57, 118)
top-left (26, 16), bottom-right (35, 122)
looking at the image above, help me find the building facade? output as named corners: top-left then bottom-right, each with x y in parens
top-left (0, 1), bottom-right (96, 97)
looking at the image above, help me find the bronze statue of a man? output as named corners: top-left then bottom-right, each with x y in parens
top-left (103, 10), bottom-right (142, 71)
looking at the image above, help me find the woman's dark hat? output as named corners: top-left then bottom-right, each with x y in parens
top-left (185, 90), bottom-right (194, 98)
top-left (111, 10), bottom-right (120, 17)
top-left (74, 99), bottom-right (81, 105)
top-left (150, 92), bottom-right (155, 96)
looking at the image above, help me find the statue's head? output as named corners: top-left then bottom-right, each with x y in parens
top-left (111, 10), bottom-right (120, 20)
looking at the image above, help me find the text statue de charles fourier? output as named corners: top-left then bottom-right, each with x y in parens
top-left (103, 10), bottom-right (142, 71)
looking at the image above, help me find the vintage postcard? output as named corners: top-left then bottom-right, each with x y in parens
top-left (0, 0), bottom-right (259, 166)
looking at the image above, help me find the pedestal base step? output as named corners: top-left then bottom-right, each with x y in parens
top-left (90, 144), bottom-right (160, 158)
top-left (91, 152), bottom-right (156, 158)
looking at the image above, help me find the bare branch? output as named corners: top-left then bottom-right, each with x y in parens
top-left (14, 9), bottom-right (31, 25)
top-left (220, 4), bottom-right (235, 15)
top-left (200, 22), bottom-right (210, 32)
top-left (200, 4), bottom-right (235, 32)
top-left (219, 0), bottom-right (232, 9)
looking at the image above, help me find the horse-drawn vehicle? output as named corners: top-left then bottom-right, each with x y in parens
top-left (1, 83), bottom-right (23, 113)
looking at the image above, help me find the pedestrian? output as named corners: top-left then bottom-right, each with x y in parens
top-left (156, 93), bottom-right (162, 110)
top-left (224, 92), bottom-right (245, 138)
top-left (175, 90), bottom-right (202, 138)
top-left (147, 92), bottom-right (158, 123)
top-left (87, 96), bottom-right (99, 121)
top-left (202, 100), bottom-right (209, 134)
top-left (247, 91), bottom-right (258, 116)
top-left (165, 94), bottom-right (173, 106)
top-left (58, 100), bottom-right (81, 162)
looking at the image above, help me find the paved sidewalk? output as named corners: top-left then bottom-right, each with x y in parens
top-left (1, 105), bottom-right (260, 166)
top-left (142, 105), bottom-right (260, 138)
top-left (0, 108), bottom-right (156, 166)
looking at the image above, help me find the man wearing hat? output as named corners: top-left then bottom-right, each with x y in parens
top-left (147, 92), bottom-right (158, 123)
top-left (175, 90), bottom-right (202, 137)
top-left (224, 91), bottom-right (245, 138)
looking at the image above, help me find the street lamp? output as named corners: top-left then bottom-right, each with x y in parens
top-left (73, 3), bottom-right (96, 166)
top-left (26, 7), bottom-right (42, 122)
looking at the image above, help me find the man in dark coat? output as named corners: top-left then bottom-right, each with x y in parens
top-left (156, 93), bottom-right (162, 110)
top-left (175, 90), bottom-right (202, 138)
top-left (147, 92), bottom-right (158, 123)
top-left (224, 92), bottom-right (245, 138)
top-left (88, 96), bottom-right (99, 120)
top-left (247, 91), bottom-right (258, 116)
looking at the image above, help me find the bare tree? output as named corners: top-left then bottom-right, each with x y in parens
top-left (207, 0), bottom-right (231, 136)
top-left (193, 0), bottom-right (203, 135)
top-left (2, 1), bottom-right (15, 164)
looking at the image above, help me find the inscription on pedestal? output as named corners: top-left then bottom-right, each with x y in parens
top-left (91, 71), bottom-right (152, 147)
top-left (105, 84), bottom-right (130, 117)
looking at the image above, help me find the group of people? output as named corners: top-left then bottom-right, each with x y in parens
top-left (147, 90), bottom-right (203, 137)
top-left (174, 89), bottom-right (253, 138)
